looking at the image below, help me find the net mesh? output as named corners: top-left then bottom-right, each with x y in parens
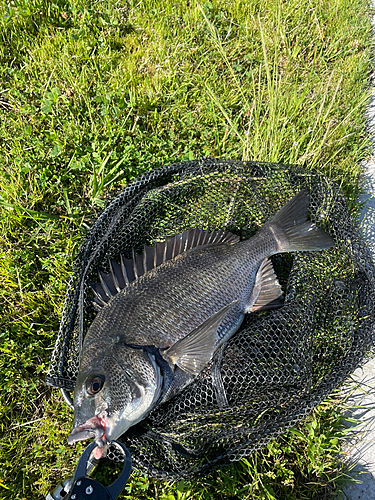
top-left (46, 158), bottom-right (375, 479)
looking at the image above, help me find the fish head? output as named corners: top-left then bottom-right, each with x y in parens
top-left (68, 342), bottom-right (162, 455)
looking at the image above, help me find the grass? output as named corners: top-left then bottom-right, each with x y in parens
top-left (0, 0), bottom-right (373, 498)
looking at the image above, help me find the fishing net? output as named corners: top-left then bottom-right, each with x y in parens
top-left (46, 158), bottom-right (375, 479)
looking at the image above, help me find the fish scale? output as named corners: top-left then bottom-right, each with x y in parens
top-left (68, 190), bottom-right (335, 454)
top-left (89, 242), bottom-right (262, 348)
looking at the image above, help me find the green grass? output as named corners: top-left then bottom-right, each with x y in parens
top-left (0, 0), bottom-right (373, 498)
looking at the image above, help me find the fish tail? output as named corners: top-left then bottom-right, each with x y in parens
top-left (265, 189), bottom-right (335, 252)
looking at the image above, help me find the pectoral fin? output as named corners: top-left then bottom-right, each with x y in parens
top-left (162, 301), bottom-right (238, 376)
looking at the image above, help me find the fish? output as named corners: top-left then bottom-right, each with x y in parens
top-left (68, 189), bottom-right (334, 458)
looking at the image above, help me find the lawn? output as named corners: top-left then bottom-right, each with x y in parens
top-left (0, 0), bottom-right (373, 498)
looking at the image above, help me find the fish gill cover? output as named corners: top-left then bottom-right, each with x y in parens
top-left (46, 158), bottom-right (375, 479)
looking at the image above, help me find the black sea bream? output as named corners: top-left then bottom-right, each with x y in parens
top-left (68, 190), bottom-right (334, 458)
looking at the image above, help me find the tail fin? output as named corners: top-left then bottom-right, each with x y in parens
top-left (265, 190), bottom-right (335, 252)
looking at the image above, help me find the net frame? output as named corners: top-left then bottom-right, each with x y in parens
top-left (46, 158), bottom-right (375, 479)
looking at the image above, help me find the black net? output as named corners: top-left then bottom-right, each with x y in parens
top-left (46, 158), bottom-right (375, 479)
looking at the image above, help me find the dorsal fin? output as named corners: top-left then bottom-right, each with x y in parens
top-left (89, 229), bottom-right (239, 310)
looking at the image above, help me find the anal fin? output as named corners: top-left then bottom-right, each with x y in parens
top-left (249, 258), bottom-right (284, 312)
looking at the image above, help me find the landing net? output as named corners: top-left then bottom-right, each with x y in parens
top-left (46, 159), bottom-right (375, 479)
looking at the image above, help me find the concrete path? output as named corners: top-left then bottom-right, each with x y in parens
top-left (338, 47), bottom-right (375, 497)
top-left (340, 360), bottom-right (375, 498)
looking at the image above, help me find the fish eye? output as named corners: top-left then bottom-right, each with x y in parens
top-left (86, 375), bottom-right (105, 395)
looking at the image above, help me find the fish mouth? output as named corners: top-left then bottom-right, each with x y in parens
top-left (68, 412), bottom-right (109, 452)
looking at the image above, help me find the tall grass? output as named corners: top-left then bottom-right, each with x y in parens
top-left (0, 0), bottom-right (373, 498)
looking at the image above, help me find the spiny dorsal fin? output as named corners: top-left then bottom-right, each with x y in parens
top-left (89, 228), bottom-right (239, 309)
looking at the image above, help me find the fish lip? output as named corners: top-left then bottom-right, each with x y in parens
top-left (67, 428), bottom-right (99, 444)
top-left (68, 412), bottom-right (108, 446)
